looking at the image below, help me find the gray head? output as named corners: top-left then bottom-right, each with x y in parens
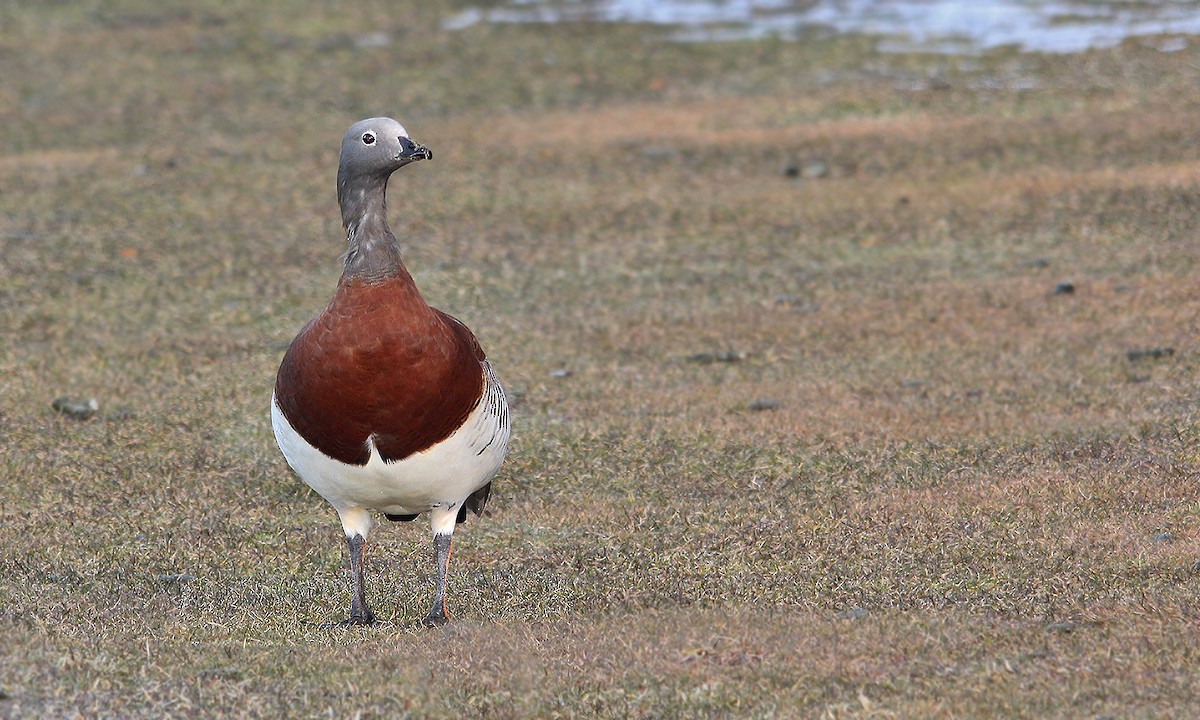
top-left (337, 118), bottom-right (432, 201)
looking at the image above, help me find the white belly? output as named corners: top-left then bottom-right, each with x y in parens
top-left (271, 363), bottom-right (509, 538)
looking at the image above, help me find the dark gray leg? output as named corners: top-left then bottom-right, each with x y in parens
top-left (421, 533), bottom-right (453, 627)
top-left (343, 533), bottom-right (377, 626)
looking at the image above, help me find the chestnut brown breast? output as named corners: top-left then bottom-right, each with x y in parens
top-left (274, 273), bottom-right (486, 466)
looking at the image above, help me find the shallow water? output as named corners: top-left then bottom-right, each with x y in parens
top-left (442, 0), bottom-right (1200, 53)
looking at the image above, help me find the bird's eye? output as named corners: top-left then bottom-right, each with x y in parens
top-left (361, 132), bottom-right (376, 146)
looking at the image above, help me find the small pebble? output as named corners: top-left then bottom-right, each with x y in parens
top-left (687, 351), bottom-right (745, 364)
top-left (1126, 347), bottom-right (1174, 362)
top-left (51, 396), bottom-right (99, 420)
top-left (1053, 281), bottom-right (1075, 294)
top-left (784, 160), bottom-right (830, 179)
top-left (550, 369), bottom-right (572, 378)
top-left (747, 399), bottom-right (781, 412)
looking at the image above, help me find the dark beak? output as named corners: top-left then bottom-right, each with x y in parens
top-left (398, 136), bottom-right (433, 162)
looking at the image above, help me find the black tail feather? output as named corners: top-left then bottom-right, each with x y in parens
top-left (459, 482), bottom-right (492, 523)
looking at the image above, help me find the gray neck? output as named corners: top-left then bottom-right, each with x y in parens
top-left (337, 171), bottom-right (405, 281)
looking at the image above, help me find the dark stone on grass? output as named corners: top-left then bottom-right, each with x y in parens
top-left (747, 399), bottom-right (781, 411)
top-left (784, 160), bottom-right (829, 179)
top-left (687, 351), bottom-right (745, 364)
top-left (51, 396), bottom-right (99, 420)
top-left (1052, 281), bottom-right (1075, 295)
top-left (1126, 347), bottom-right (1174, 362)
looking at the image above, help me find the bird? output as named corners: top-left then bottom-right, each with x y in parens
top-left (271, 117), bottom-right (510, 627)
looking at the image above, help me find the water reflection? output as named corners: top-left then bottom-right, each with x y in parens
top-left (443, 0), bottom-right (1200, 53)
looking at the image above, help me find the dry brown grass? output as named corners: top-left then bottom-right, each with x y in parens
top-left (2, 1), bottom-right (1200, 717)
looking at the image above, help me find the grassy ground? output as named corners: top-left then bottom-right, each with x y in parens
top-left (2, 1), bottom-right (1199, 717)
